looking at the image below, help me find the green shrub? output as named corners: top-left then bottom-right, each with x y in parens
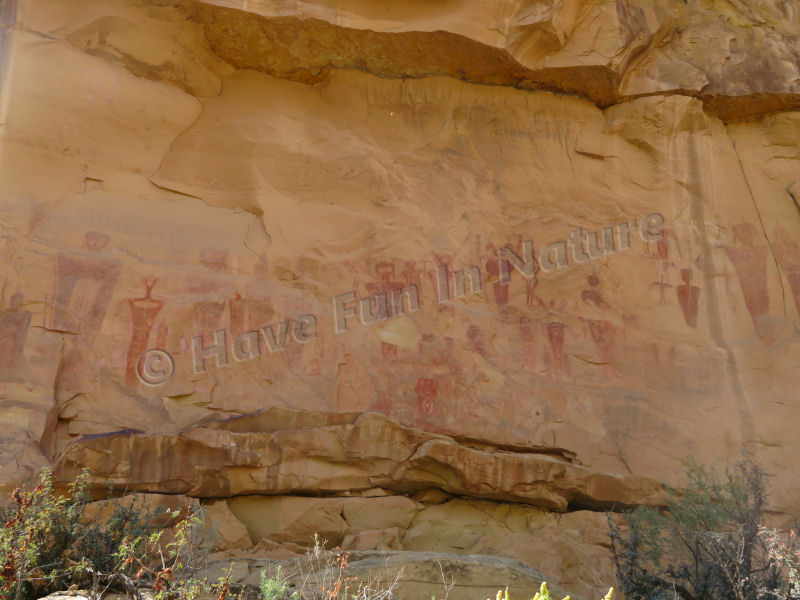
top-left (607, 455), bottom-right (790, 600)
top-left (260, 566), bottom-right (290, 600)
top-left (0, 468), bottom-right (210, 600)
top-left (761, 527), bottom-right (800, 599)
top-left (0, 469), bottom-right (71, 600)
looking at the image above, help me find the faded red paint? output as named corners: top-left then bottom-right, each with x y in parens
top-left (484, 257), bottom-right (509, 305)
top-left (723, 223), bottom-right (769, 328)
top-left (371, 393), bottom-right (394, 415)
top-left (125, 278), bottom-right (164, 386)
top-left (228, 293), bottom-right (247, 336)
top-left (245, 253), bottom-right (274, 330)
top-left (429, 252), bottom-right (454, 312)
top-left (644, 228), bottom-right (670, 261)
top-left (676, 269), bottom-right (701, 329)
top-left (772, 225), bottom-right (800, 317)
top-left (0, 293), bottom-right (32, 379)
top-left (200, 249), bottom-right (228, 272)
top-left (401, 260), bottom-right (424, 306)
top-left (285, 296), bottom-right (314, 371)
top-left (414, 377), bottom-right (438, 420)
top-left (304, 357), bottom-right (322, 377)
top-left (52, 254), bottom-right (121, 337)
top-left (546, 321), bottom-right (567, 374)
top-left (519, 316), bottom-right (535, 369)
top-left (650, 275), bottom-right (673, 304)
top-left (381, 342), bottom-right (398, 359)
top-left (586, 319), bottom-right (616, 365)
top-left (415, 377), bottom-right (438, 398)
top-left (156, 320), bottom-right (168, 348)
top-left (466, 324), bottom-right (487, 358)
top-left (193, 301), bottom-right (225, 332)
top-left (580, 275), bottom-right (610, 309)
top-left (526, 277), bottom-right (540, 308)
top-left (52, 235), bottom-right (121, 397)
top-left (84, 231), bottom-right (110, 251)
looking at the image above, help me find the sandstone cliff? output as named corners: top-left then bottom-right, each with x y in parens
top-left (2, 0), bottom-right (800, 598)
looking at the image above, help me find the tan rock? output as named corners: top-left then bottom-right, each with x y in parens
top-left (227, 496), bottom-right (346, 546)
top-left (402, 499), bottom-right (617, 600)
top-left (398, 430), bottom-right (666, 511)
top-left (0, 392), bottom-right (57, 490)
top-left (204, 559), bottom-right (250, 584)
top-left (82, 493), bottom-right (199, 528)
top-left (66, 14), bottom-right (230, 97)
top-left (411, 488), bottom-right (452, 505)
top-left (183, 0), bottom-right (800, 119)
top-left (53, 412), bottom-right (665, 511)
top-left (341, 528), bottom-right (402, 551)
top-left (342, 496), bottom-right (418, 533)
top-left (5, 0), bottom-right (800, 595)
top-left (204, 500), bottom-right (253, 551)
top-left (262, 551), bottom-right (578, 600)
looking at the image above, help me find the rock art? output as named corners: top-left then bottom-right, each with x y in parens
top-left (4, 0), bottom-right (800, 596)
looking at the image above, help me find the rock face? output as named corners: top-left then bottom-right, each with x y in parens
top-left (3, 0), bottom-right (800, 597)
top-left (39, 552), bottom-right (579, 600)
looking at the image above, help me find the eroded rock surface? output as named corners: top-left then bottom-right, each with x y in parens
top-left (3, 0), bottom-right (800, 597)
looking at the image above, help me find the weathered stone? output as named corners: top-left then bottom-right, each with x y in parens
top-left (255, 551), bottom-right (578, 600)
top-left (341, 528), bottom-right (402, 551)
top-left (53, 412), bottom-right (666, 511)
top-left (204, 500), bottom-right (253, 551)
top-left (82, 493), bottom-right (198, 527)
top-left (5, 0), bottom-right (800, 596)
top-left (0, 393), bottom-right (57, 490)
top-left (402, 499), bottom-right (618, 600)
top-left (185, 0), bottom-right (800, 118)
top-left (342, 496), bottom-right (418, 533)
top-left (402, 437), bottom-right (666, 511)
top-left (204, 559), bottom-right (250, 584)
top-left (228, 496), bottom-right (347, 546)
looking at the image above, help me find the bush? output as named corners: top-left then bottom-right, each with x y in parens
top-left (0, 468), bottom-right (210, 600)
top-left (261, 534), bottom-right (403, 600)
top-left (607, 455), bottom-right (790, 600)
top-left (260, 566), bottom-right (290, 600)
top-left (761, 527), bottom-right (800, 599)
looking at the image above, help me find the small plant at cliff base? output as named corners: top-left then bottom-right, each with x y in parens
top-left (280, 534), bottom-right (402, 600)
top-left (0, 468), bottom-right (211, 600)
top-left (607, 455), bottom-right (789, 600)
top-left (0, 469), bottom-right (63, 600)
top-left (761, 526), bottom-right (800, 599)
top-left (486, 582), bottom-right (613, 600)
top-left (114, 505), bottom-right (212, 600)
top-left (260, 566), bottom-right (290, 600)
top-left (0, 469), bottom-right (132, 600)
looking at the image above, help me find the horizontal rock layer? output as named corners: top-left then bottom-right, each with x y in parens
top-left (54, 411), bottom-right (665, 510)
top-left (186, 0), bottom-right (800, 120)
top-left (45, 0), bottom-right (800, 120)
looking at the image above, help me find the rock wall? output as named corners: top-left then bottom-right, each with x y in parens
top-left (3, 0), bottom-right (800, 598)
